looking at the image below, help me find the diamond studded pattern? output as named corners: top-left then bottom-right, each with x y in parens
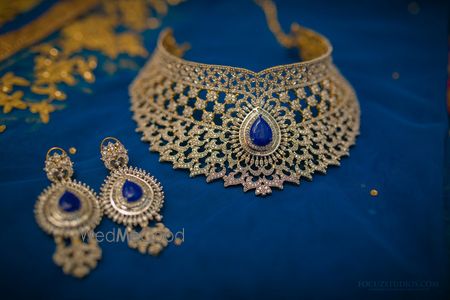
top-left (130, 30), bottom-right (360, 195)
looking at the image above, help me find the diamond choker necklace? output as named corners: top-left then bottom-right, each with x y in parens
top-left (130, 11), bottom-right (360, 195)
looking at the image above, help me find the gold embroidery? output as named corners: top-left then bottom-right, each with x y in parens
top-left (0, 0), bottom-right (100, 62)
top-left (28, 101), bottom-right (56, 124)
top-left (0, 72), bottom-right (29, 93)
top-left (0, 91), bottom-right (28, 114)
top-left (59, 15), bottom-right (148, 58)
top-left (0, 0), bottom-right (41, 27)
top-left (0, 72), bottom-right (29, 113)
top-left (31, 43), bottom-right (98, 101)
top-left (0, 0), bottom-right (182, 124)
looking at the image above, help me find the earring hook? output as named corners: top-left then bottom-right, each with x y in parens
top-left (44, 147), bottom-right (73, 182)
top-left (100, 136), bottom-right (121, 152)
top-left (100, 137), bottom-right (128, 171)
top-left (46, 147), bottom-right (67, 160)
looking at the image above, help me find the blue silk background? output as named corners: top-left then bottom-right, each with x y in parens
top-left (0, 0), bottom-right (449, 299)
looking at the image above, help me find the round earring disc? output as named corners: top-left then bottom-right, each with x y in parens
top-left (35, 180), bottom-right (102, 237)
top-left (99, 166), bottom-right (164, 227)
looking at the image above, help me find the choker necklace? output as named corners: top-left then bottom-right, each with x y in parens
top-left (130, 3), bottom-right (360, 195)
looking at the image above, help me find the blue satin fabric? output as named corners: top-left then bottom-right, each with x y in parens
top-left (0, 0), bottom-right (448, 299)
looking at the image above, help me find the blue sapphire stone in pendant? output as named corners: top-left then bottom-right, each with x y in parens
top-left (59, 191), bottom-right (81, 212)
top-left (122, 180), bottom-right (143, 202)
top-left (249, 115), bottom-right (273, 147)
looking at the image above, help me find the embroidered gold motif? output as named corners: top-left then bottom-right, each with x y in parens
top-left (28, 101), bottom-right (56, 124)
top-left (0, 72), bottom-right (29, 113)
top-left (0, 0), bottom-right (41, 27)
top-left (0, 0), bottom-right (100, 62)
top-left (0, 0), bottom-right (182, 125)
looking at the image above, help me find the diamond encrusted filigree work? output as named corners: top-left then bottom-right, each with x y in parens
top-left (100, 138), bottom-right (129, 171)
top-left (99, 137), bottom-right (169, 256)
top-left (44, 148), bottom-right (74, 182)
top-left (35, 147), bottom-right (102, 277)
top-left (53, 235), bottom-right (101, 278)
top-left (100, 166), bottom-right (164, 227)
top-left (130, 26), bottom-right (360, 196)
top-left (128, 223), bottom-right (171, 255)
top-left (35, 180), bottom-right (102, 237)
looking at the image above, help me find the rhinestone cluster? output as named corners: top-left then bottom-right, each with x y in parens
top-left (44, 151), bottom-right (74, 182)
top-left (101, 140), bottom-right (129, 171)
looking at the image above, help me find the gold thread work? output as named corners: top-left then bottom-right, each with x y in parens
top-left (0, 0), bottom-right (182, 124)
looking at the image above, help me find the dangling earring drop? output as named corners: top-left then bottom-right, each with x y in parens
top-left (35, 147), bottom-right (102, 278)
top-left (99, 137), bottom-right (170, 256)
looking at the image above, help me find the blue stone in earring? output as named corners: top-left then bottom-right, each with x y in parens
top-left (122, 180), bottom-right (143, 202)
top-left (36, 147), bottom-right (103, 277)
top-left (58, 191), bottom-right (81, 212)
top-left (100, 137), bottom-right (169, 256)
top-left (249, 115), bottom-right (273, 147)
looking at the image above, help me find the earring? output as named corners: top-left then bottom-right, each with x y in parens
top-left (99, 137), bottom-right (170, 256)
top-left (35, 147), bottom-right (102, 278)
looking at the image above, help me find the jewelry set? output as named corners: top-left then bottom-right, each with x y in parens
top-left (34, 0), bottom-right (360, 277)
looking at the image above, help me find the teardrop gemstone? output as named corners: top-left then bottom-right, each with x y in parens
top-left (122, 180), bottom-right (143, 202)
top-left (249, 115), bottom-right (273, 147)
top-left (59, 191), bottom-right (81, 212)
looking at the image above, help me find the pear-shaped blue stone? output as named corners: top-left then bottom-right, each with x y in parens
top-left (59, 191), bottom-right (81, 212)
top-left (249, 115), bottom-right (273, 147)
top-left (122, 180), bottom-right (143, 202)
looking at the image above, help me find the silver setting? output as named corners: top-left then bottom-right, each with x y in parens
top-left (53, 235), bottom-right (101, 278)
top-left (239, 107), bottom-right (281, 156)
top-left (35, 180), bottom-right (102, 237)
top-left (130, 30), bottom-right (360, 196)
top-left (99, 166), bottom-right (164, 227)
top-left (128, 223), bottom-right (171, 255)
top-left (99, 138), bottom-right (168, 256)
top-left (100, 137), bottom-right (129, 171)
top-left (35, 147), bottom-right (102, 278)
top-left (44, 147), bottom-right (74, 182)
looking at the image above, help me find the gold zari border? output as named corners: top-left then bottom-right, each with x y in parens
top-left (0, 0), bottom-right (101, 62)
